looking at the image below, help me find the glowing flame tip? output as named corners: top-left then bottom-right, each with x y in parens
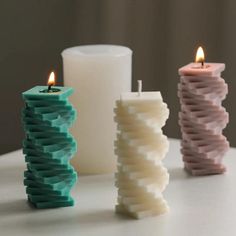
top-left (195, 46), bottom-right (205, 63)
top-left (47, 71), bottom-right (55, 86)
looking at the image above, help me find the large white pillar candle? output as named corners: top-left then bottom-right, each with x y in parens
top-left (62, 45), bottom-right (132, 174)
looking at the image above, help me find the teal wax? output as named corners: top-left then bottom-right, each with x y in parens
top-left (22, 86), bottom-right (78, 209)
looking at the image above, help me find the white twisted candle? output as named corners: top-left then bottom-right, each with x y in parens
top-left (114, 86), bottom-right (169, 219)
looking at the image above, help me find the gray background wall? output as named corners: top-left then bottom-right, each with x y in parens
top-left (0, 0), bottom-right (235, 154)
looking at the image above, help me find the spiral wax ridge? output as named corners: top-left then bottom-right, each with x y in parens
top-left (22, 91), bottom-right (77, 208)
top-left (178, 75), bottom-right (229, 176)
top-left (114, 99), bottom-right (169, 219)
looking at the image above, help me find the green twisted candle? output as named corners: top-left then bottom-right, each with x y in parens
top-left (22, 86), bottom-right (78, 208)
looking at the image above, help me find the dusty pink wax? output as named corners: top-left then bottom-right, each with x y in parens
top-left (178, 62), bottom-right (229, 176)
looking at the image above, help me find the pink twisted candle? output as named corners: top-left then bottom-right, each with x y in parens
top-left (178, 62), bottom-right (229, 176)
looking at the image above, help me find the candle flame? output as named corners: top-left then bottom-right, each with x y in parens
top-left (47, 71), bottom-right (55, 86)
top-left (195, 46), bottom-right (205, 63)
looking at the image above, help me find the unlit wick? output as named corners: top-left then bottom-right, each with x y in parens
top-left (138, 80), bottom-right (142, 96)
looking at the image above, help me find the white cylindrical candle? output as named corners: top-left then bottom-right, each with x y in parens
top-left (62, 45), bottom-right (132, 174)
top-left (114, 82), bottom-right (170, 219)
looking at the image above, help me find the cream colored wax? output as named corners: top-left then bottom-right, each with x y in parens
top-left (114, 81), bottom-right (170, 219)
top-left (62, 45), bottom-right (132, 174)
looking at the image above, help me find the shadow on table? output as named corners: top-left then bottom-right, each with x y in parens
top-left (0, 165), bottom-right (24, 185)
top-left (27, 208), bottom-right (133, 226)
top-left (0, 206), bottom-right (150, 236)
top-left (168, 167), bottom-right (193, 181)
top-left (0, 200), bottom-right (133, 227)
top-left (0, 199), bottom-right (35, 216)
top-left (79, 208), bottom-right (142, 224)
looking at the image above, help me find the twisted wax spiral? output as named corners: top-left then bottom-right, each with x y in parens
top-left (114, 94), bottom-right (169, 218)
top-left (22, 87), bottom-right (77, 208)
top-left (178, 75), bottom-right (229, 175)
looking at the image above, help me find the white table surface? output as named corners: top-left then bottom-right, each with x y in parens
top-left (0, 138), bottom-right (236, 236)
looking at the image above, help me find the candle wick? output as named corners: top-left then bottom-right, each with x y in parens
top-left (48, 84), bottom-right (52, 92)
top-left (138, 80), bottom-right (142, 97)
top-left (201, 60), bottom-right (204, 68)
